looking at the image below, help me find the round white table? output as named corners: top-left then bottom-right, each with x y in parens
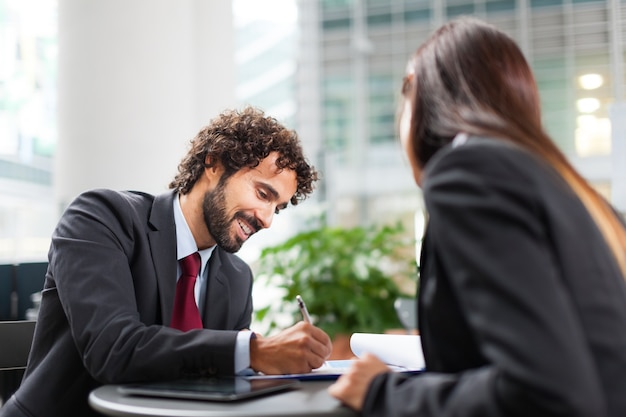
top-left (89, 380), bottom-right (357, 417)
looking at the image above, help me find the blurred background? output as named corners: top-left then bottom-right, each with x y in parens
top-left (1, 0), bottom-right (625, 267)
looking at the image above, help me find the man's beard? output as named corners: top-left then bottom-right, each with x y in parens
top-left (202, 179), bottom-right (258, 253)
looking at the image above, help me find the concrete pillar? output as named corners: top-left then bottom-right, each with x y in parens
top-left (56, 0), bottom-right (236, 210)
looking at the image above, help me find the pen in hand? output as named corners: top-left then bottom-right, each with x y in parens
top-left (296, 295), bottom-right (312, 323)
top-left (296, 295), bottom-right (331, 369)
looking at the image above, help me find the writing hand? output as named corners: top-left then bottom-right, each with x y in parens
top-left (249, 321), bottom-right (332, 375)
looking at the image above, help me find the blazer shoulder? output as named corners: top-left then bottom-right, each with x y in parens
top-left (62, 189), bottom-right (174, 234)
top-left (70, 188), bottom-right (156, 209)
top-left (423, 135), bottom-right (553, 188)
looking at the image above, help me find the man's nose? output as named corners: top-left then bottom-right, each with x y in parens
top-left (257, 205), bottom-right (274, 229)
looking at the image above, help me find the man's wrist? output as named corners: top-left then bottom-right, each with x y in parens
top-left (235, 330), bottom-right (255, 373)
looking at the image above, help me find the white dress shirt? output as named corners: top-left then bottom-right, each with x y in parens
top-left (173, 194), bottom-right (253, 373)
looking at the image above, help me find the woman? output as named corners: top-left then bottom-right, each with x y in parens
top-left (328, 17), bottom-right (626, 417)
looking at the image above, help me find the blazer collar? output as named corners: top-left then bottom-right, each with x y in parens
top-left (147, 190), bottom-right (178, 325)
top-left (202, 247), bottom-right (231, 328)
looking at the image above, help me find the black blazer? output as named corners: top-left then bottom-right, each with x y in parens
top-left (363, 137), bottom-right (626, 417)
top-left (1, 189), bottom-right (254, 417)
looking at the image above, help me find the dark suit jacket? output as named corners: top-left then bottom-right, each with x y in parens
top-left (1, 189), bottom-right (254, 417)
top-left (363, 137), bottom-right (626, 417)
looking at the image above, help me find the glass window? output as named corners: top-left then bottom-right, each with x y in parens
top-left (323, 76), bottom-right (353, 150)
top-left (368, 74), bottom-right (395, 144)
top-left (533, 57), bottom-right (573, 153)
top-left (367, 12), bottom-right (392, 26)
top-left (0, 0), bottom-right (57, 161)
top-left (237, 42), bottom-right (295, 81)
top-left (322, 0), bottom-right (352, 10)
top-left (530, 0), bottom-right (563, 8)
top-left (404, 8), bottom-right (431, 23)
top-left (0, 0), bottom-right (57, 262)
top-left (572, 53), bottom-right (612, 157)
top-left (446, 3), bottom-right (475, 18)
top-left (243, 78), bottom-right (294, 110)
top-left (486, 0), bottom-right (516, 13)
top-left (0, 160), bottom-right (51, 185)
top-left (323, 17), bottom-right (351, 30)
top-left (237, 21), bottom-right (276, 48)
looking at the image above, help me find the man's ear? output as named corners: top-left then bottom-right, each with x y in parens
top-left (203, 156), bottom-right (224, 182)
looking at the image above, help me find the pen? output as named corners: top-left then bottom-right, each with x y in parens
top-left (296, 295), bottom-right (312, 323)
top-left (297, 295), bottom-right (331, 369)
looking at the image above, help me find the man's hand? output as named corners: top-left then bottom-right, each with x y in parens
top-left (249, 321), bottom-right (332, 375)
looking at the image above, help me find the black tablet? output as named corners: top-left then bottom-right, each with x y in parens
top-left (117, 377), bottom-right (299, 402)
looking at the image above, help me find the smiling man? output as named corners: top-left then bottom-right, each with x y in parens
top-left (1, 107), bottom-right (332, 417)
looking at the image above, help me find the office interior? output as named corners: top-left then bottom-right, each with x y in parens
top-left (2, 0), bottom-right (626, 326)
top-left (1, 0), bottom-right (625, 402)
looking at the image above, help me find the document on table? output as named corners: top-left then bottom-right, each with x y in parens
top-left (350, 332), bottom-right (425, 370)
top-left (247, 333), bottom-right (424, 381)
top-left (244, 360), bottom-right (353, 381)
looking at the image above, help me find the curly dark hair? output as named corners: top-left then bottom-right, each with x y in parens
top-left (169, 106), bottom-right (318, 205)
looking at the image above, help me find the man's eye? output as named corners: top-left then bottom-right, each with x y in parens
top-left (274, 204), bottom-right (287, 215)
top-left (258, 190), bottom-right (268, 200)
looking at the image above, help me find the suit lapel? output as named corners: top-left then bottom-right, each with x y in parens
top-left (202, 248), bottom-right (230, 329)
top-left (147, 191), bottom-right (178, 326)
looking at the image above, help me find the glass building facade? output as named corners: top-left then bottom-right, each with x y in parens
top-left (234, 0), bottom-right (299, 127)
top-left (298, 0), bottom-right (626, 227)
top-left (0, 0), bottom-right (57, 261)
top-left (1, 0), bottom-right (625, 260)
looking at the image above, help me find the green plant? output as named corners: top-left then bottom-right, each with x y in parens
top-left (253, 218), bottom-right (418, 339)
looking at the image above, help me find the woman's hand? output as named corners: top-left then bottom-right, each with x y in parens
top-left (328, 353), bottom-right (391, 411)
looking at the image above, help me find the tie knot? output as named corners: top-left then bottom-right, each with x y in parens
top-left (180, 252), bottom-right (201, 278)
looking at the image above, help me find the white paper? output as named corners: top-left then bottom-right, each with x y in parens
top-left (246, 334), bottom-right (425, 381)
top-left (350, 333), bottom-right (425, 370)
top-left (246, 360), bottom-right (354, 380)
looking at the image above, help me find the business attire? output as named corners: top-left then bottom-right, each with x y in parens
top-left (1, 189), bottom-right (254, 417)
top-left (363, 136), bottom-right (626, 417)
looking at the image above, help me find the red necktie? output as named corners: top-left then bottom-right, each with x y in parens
top-left (171, 252), bottom-right (203, 331)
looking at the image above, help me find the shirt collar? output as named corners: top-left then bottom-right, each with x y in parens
top-left (173, 193), bottom-right (215, 268)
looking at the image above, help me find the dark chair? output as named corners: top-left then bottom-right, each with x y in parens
top-left (394, 297), bottom-right (417, 334)
top-left (0, 320), bottom-right (36, 403)
top-left (0, 262), bottom-right (47, 321)
top-left (0, 264), bottom-right (16, 320)
top-left (16, 263), bottom-right (47, 321)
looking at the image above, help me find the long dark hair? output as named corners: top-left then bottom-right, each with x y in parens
top-left (402, 16), bottom-right (626, 279)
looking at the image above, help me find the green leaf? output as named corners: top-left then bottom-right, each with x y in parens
top-left (253, 215), bottom-right (419, 339)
